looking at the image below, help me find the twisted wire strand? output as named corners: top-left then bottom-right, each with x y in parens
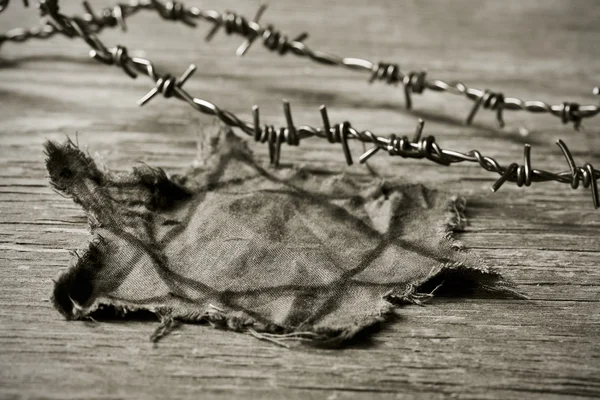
top-left (22, 0), bottom-right (600, 208)
top-left (1, 0), bottom-right (598, 129)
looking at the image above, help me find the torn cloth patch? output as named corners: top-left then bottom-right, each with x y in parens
top-left (46, 128), bottom-right (516, 346)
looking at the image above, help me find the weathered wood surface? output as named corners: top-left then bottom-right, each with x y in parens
top-left (1, 0), bottom-right (599, 398)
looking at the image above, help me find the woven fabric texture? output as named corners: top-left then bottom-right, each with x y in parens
top-left (46, 128), bottom-right (516, 346)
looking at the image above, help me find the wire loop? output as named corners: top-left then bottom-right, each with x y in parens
top-left (152, 0), bottom-right (195, 26)
top-left (557, 140), bottom-right (599, 207)
top-left (138, 64), bottom-right (196, 105)
top-left (370, 62), bottom-right (402, 85)
top-left (91, 45), bottom-right (137, 78)
top-left (467, 90), bottom-right (505, 127)
top-left (402, 71), bottom-right (427, 110)
top-left (559, 102), bottom-right (582, 130)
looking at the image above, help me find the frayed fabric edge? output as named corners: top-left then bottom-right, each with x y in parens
top-left (53, 256), bottom-right (524, 348)
top-left (427, 194), bottom-right (527, 301)
top-left (439, 195), bottom-right (468, 250)
top-left (62, 297), bottom-right (392, 348)
top-left (386, 261), bottom-right (528, 307)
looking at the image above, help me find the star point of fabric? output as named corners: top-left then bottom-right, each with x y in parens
top-left (45, 127), bottom-right (522, 347)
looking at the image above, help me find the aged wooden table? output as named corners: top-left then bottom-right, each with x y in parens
top-left (1, 0), bottom-right (599, 398)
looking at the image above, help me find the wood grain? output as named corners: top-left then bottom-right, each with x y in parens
top-left (1, 0), bottom-right (599, 398)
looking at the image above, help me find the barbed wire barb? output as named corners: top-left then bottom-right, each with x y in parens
top-left (236, 3), bottom-right (267, 57)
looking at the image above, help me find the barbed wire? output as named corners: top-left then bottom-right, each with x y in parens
top-left (18, 0), bottom-right (598, 208)
top-left (1, 0), bottom-right (599, 130)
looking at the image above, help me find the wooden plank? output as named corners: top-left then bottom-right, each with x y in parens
top-left (0, 0), bottom-right (599, 398)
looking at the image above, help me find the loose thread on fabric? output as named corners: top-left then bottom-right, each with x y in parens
top-left (1, 0), bottom-right (599, 129)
